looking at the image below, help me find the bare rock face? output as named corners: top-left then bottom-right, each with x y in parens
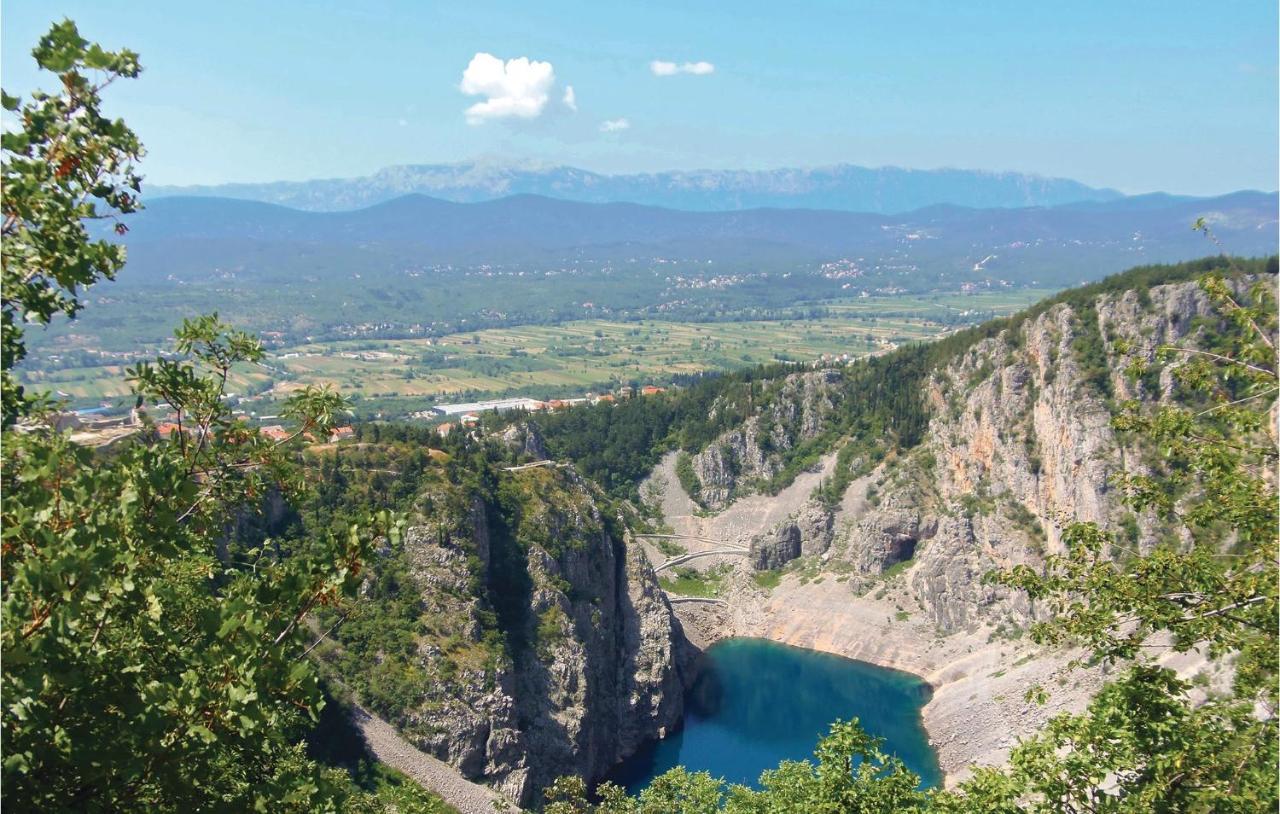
top-left (692, 370), bottom-right (840, 510)
top-left (750, 523), bottom-right (801, 570)
top-left (906, 514), bottom-right (1035, 629)
top-left (692, 425), bottom-right (772, 510)
top-left (834, 278), bottom-right (1230, 632)
top-left (359, 469), bottom-right (686, 807)
top-left (749, 500), bottom-right (835, 570)
top-left (843, 507), bottom-right (938, 575)
top-left (501, 422), bottom-right (550, 460)
top-left (683, 278), bottom-right (1236, 635)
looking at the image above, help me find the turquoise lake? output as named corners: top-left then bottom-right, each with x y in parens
top-left (608, 637), bottom-right (943, 793)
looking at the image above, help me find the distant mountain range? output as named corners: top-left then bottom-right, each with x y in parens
top-left (117, 189), bottom-right (1277, 269)
top-left (38, 189), bottom-right (1278, 355)
top-left (147, 160), bottom-right (1131, 214)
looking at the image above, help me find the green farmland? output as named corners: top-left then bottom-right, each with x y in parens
top-left (18, 289), bottom-right (1049, 416)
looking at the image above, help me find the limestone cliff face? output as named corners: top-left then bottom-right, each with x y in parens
top-left (880, 280), bottom-right (1218, 629)
top-left (356, 467), bottom-right (685, 806)
top-left (852, 279), bottom-right (1225, 630)
top-left (691, 370), bottom-right (840, 509)
top-left (683, 279), bottom-right (1235, 633)
top-left (748, 500), bottom-right (834, 569)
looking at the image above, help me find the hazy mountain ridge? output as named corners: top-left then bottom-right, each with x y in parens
top-left (147, 160), bottom-right (1129, 214)
top-left (116, 189), bottom-right (1277, 265)
top-left (37, 190), bottom-right (1271, 357)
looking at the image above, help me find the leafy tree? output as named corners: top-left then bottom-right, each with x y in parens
top-left (1, 312), bottom-right (385, 810)
top-left (1, 19), bottom-right (143, 426)
top-left (1, 21), bottom-right (449, 813)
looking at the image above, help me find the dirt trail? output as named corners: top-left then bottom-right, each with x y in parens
top-left (352, 705), bottom-right (514, 813)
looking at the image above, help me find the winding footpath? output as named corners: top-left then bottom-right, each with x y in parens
top-left (653, 547), bottom-right (749, 572)
top-left (351, 705), bottom-right (514, 813)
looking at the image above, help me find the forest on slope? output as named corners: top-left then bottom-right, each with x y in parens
top-left (521, 255), bottom-right (1278, 502)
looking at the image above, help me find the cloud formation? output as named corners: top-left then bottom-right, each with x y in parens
top-left (599, 118), bottom-right (630, 132)
top-left (650, 60), bottom-right (715, 76)
top-left (460, 53), bottom-right (555, 124)
top-left (562, 85), bottom-right (577, 111)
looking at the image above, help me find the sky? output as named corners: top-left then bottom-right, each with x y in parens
top-left (2, 0), bottom-right (1277, 194)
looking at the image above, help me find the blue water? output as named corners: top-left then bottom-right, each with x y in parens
top-left (608, 638), bottom-right (942, 793)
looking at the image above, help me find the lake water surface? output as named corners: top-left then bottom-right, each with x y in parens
top-left (608, 637), bottom-right (943, 793)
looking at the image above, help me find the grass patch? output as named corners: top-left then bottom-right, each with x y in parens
top-left (753, 570), bottom-right (782, 590)
top-left (659, 564), bottom-right (730, 598)
top-left (653, 538), bottom-right (687, 557)
top-left (881, 558), bottom-right (914, 580)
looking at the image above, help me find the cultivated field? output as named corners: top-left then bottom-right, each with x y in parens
top-left (19, 290), bottom-right (1049, 414)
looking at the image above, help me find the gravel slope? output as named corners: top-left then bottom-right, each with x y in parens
top-left (352, 705), bottom-right (516, 813)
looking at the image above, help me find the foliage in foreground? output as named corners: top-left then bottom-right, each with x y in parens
top-left (544, 275), bottom-right (1279, 812)
top-left (1, 21), bottom-right (452, 812)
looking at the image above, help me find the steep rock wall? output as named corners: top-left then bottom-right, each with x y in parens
top-left (676, 279), bottom-right (1231, 634)
top-left (851, 280), bottom-right (1223, 630)
top-left (691, 370), bottom-right (840, 509)
top-left (349, 468), bottom-right (686, 806)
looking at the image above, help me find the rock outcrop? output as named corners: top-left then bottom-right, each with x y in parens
top-left (346, 467), bottom-right (686, 807)
top-left (676, 278), bottom-right (1241, 634)
top-left (500, 422), bottom-right (550, 460)
top-left (845, 279), bottom-right (1232, 630)
top-left (749, 500), bottom-right (834, 569)
top-left (691, 370), bottom-right (840, 510)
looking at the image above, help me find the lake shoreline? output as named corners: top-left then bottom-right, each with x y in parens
top-left (668, 574), bottom-right (1109, 789)
top-left (607, 636), bottom-right (942, 794)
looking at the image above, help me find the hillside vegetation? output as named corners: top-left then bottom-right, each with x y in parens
top-left (528, 255), bottom-right (1276, 501)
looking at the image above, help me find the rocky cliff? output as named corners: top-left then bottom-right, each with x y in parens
top-left (690, 369), bottom-right (841, 510)
top-left (329, 458), bottom-right (685, 806)
top-left (678, 275), bottom-right (1253, 634)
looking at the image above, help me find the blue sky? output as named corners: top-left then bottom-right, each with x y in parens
top-left (2, 0), bottom-right (1276, 194)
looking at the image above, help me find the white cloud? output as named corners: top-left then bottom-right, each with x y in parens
top-left (562, 85), bottom-right (577, 111)
top-left (599, 117), bottom-right (630, 133)
top-left (649, 60), bottom-right (715, 76)
top-left (460, 52), bottom-right (556, 124)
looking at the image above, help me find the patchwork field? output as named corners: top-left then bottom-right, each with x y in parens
top-left (18, 289), bottom-right (1050, 416)
top-left (17, 363), bottom-right (275, 403)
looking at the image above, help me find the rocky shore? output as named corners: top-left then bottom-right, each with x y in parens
top-left (670, 572), bottom-right (1102, 785)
